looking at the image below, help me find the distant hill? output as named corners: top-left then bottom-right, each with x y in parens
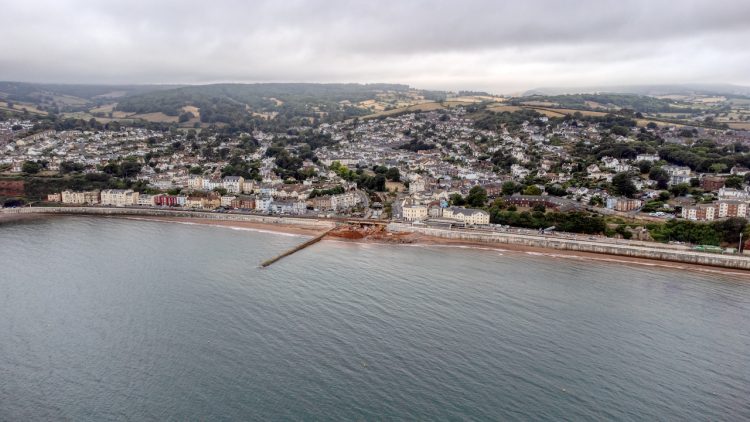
top-left (114, 83), bottom-right (444, 126)
top-left (511, 93), bottom-right (700, 113)
top-left (523, 84), bottom-right (750, 98)
top-left (0, 81), bottom-right (447, 127)
top-left (0, 81), bottom-right (181, 112)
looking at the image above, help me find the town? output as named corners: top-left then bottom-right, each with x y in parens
top-left (3, 101), bottom-right (750, 247)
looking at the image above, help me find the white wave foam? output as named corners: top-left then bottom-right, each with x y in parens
top-left (119, 216), bottom-right (305, 238)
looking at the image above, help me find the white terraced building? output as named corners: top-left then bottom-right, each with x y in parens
top-left (101, 189), bottom-right (139, 207)
top-left (442, 206), bottom-right (490, 225)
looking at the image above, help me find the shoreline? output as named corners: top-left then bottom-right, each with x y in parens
top-left (116, 215), bottom-right (323, 237)
top-left (143, 214), bottom-right (750, 276)
top-left (383, 233), bottom-right (750, 277)
top-left (2, 207), bottom-right (750, 276)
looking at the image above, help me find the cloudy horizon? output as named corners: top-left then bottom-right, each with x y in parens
top-left (1, 0), bottom-right (749, 93)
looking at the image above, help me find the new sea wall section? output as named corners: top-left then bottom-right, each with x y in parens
top-left (388, 223), bottom-right (750, 271)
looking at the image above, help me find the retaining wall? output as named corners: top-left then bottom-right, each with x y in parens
top-left (1, 207), bottom-right (335, 230)
top-left (388, 223), bottom-right (750, 270)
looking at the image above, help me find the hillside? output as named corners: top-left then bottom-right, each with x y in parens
top-left (114, 83), bottom-right (445, 126)
top-left (524, 83), bottom-right (750, 97)
top-left (511, 93), bottom-right (701, 113)
top-left (0, 81), bottom-right (181, 113)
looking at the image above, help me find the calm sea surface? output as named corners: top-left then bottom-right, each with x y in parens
top-left (1, 216), bottom-right (749, 421)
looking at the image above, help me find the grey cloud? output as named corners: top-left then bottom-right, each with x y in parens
top-left (0, 0), bottom-right (748, 92)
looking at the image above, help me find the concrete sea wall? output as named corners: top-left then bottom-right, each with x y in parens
top-left (1, 206), bottom-right (336, 230)
top-left (388, 223), bottom-right (750, 271)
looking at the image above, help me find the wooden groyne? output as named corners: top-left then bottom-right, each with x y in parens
top-left (260, 227), bottom-right (336, 268)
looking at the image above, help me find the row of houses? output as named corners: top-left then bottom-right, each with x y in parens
top-left (402, 204), bottom-right (490, 225)
top-left (188, 175), bottom-right (249, 193)
top-left (47, 188), bottom-right (363, 215)
top-left (49, 189), bottom-right (221, 208)
top-left (308, 191), bottom-right (362, 212)
top-left (48, 190), bottom-right (141, 206)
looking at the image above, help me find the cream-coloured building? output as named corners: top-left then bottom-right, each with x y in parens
top-left (100, 189), bottom-right (139, 207)
top-left (220, 195), bottom-right (237, 207)
top-left (402, 205), bottom-right (428, 221)
top-left (185, 196), bottom-right (221, 209)
top-left (717, 200), bottom-right (748, 218)
top-left (330, 191), bottom-right (361, 211)
top-left (222, 176), bottom-right (244, 194)
top-left (681, 204), bottom-right (716, 221)
top-left (409, 177), bottom-right (426, 194)
top-left (443, 206), bottom-right (490, 225)
top-left (61, 190), bottom-right (100, 205)
top-left (188, 175), bottom-right (204, 190)
top-left (137, 194), bottom-right (157, 206)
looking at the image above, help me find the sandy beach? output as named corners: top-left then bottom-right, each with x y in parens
top-left (117, 215), bottom-right (324, 237)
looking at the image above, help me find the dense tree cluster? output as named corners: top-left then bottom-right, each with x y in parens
top-left (474, 109), bottom-right (544, 131)
top-left (100, 158), bottom-right (142, 179)
top-left (488, 202), bottom-right (607, 234)
top-left (648, 217), bottom-right (748, 246)
top-left (329, 161), bottom-right (386, 191)
top-left (221, 156), bottom-right (261, 181)
top-left (308, 186), bottom-right (346, 198)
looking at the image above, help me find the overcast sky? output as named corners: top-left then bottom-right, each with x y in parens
top-left (1, 0), bottom-right (749, 93)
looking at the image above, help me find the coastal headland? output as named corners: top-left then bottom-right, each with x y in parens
top-left (3, 206), bottom-right (750, 273)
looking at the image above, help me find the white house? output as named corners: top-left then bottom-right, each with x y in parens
top-left (442, 207), bottom-right (490, 225)
top-left (402, 205), bottom-right (428, 221)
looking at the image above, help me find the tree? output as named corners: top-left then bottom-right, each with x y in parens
top-left (22, 161), bottom-right (41, 174)
top-left (611, 125), bottom-right (629, 136)
top-left (725, 175), bottom-right (744, 189)
top-left (710, 163), bottom-right (728, 174)
top-left (649, 167), bottom-right (669, 189)
top-left (712, 217), bottom-right (747, 245)
top-left (615, 225), bottom-right (633, 239)
top-left (544, 184), bottom-right (567, 196)
top-left (523, 185), bottom-right (542, 196)
top-left (60, 161), bottom-right (85, 174)
top-left (669, 183), bottom-right (690, 197)
top-left (612, 172), bottom-right (636, 198)
top-left (501, 181), bottom-right (517, 196)
top-left (178, 112), bottom-right (194, 123)
top-left (636, 160), bottom-right (652, 174)
top-left (449, 193), bottom-right (465, 206)
top-left (120, 160), bottom-right (142, 179)
top-left (466, 186), bottom-right (488, 207)
top-left (385, 167), bottom-right (400, 182)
